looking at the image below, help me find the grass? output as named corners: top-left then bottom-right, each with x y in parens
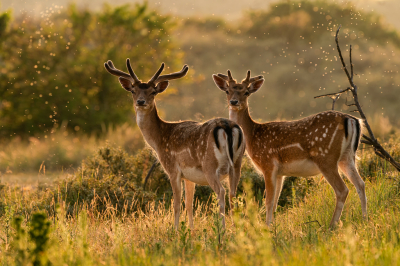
top-left (0, 123), bottom-right (144, 180)
top-left (0, 136), bottom-right (400, 265)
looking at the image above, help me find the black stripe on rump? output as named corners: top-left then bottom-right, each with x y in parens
top-left (344, 117), bottom-right (349, 139)
top-left (213, 120), bottom-right (234, 163)
top-left (343, 117), bottom-right (361, 152)
top-left (232, 124), bottom-right (243, 149)
top-left (354, 119), bottom-right (361, 152)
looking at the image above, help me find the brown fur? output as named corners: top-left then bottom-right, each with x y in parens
top-left (105, 61), bottom-right (246, 229)
top-left (213, 71), bottom-right (367, 228)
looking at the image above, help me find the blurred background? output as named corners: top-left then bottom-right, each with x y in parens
top-left (1, 0), bottom-right (399, 183)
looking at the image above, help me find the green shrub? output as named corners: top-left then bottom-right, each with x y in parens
top-left (44, 146), bottom-right (318, 216)
top-left (0, 3), bottom-right (183, 138)
top-left (47, 146), bottom-right (159, 215)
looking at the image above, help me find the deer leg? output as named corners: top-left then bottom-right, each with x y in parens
top-left (170, 170), bottom-right (182, 230)
top-left (339, 158), bottom-right (367, 220)
top-left (207, 172), bottom-right (226, 228)
top-left (263, 167), bottom-right (278, 226)
top-left (184, 179), bottom-right (196, 229)
top-left (318, 164), bottom-right (349, 228)
top-left (273, 175), bottom-right (285, 212)
top-left (228, 161), bottom-right (242, 217)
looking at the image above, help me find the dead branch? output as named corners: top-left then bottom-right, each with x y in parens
top-left (315, 25), bottom-right (400, 172)
top-left (143, 160), bottom-right (159, 190)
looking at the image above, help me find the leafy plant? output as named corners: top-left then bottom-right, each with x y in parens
top-left (29, 213), bottom-right (51, 266)
top-left (0, 3), bottom-right (183, 138)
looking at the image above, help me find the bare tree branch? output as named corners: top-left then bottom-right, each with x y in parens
top-left (314, 26), bottom-right (400, 172)
top-left (143, 160), bottom-right (159, 190)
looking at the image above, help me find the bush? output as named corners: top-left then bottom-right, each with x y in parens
top-left (242, 0), bottom-right (400, 47)
top-left (0, 3), bottom-right (183, 138)
top-left (46, 146), bottom-right (320, 215)
top-left (48, 146), bottom-right (159, 215)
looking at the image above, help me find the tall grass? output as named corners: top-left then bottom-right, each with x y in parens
top-left (0, 171), bottom-right (400, 265)
top-left (0, 123), bottom-right (144, 175)
top-left (0, 135), bottom-right (399, 265)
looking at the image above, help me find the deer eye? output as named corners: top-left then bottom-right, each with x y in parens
top-left (150, 91), bottom-right (157, 96)
top-left (225, 91), bottom-right (229, 94)
top-left (244, 91), bottom-right (250, 96)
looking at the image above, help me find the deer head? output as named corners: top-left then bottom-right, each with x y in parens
top-left (104, 59), bottom-right (189, 110)
top-left (212, 70), bottom-right (264, 110)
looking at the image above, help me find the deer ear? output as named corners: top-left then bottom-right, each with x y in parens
top-left (155, 81), bottom-right (169, 93)
top-left (248, 79), bottom-right (264, 94)
top-left (212, 74), bottom-right (228, 91)
top-left (118, 77), bottom-right (133, 91)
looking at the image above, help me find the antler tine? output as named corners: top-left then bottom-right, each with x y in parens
top-left (148, 63), bottom-right (165, 84)
top-left (223, 70), bottom-right (236, 84)
top-left (242, 70), bottom-right (263, 83)
top-left (217, 70), bottom-right (236, 84)
top-left (104, 60), bottom-right (134, 81)
top-left (227, 70), bottom-right (234, 81)
top-left (126, 58), bottom-right (141, 84)
top-left (242, 70), bottom-right (251, 83)
top-left (154, 64), bottom-right (189, 84)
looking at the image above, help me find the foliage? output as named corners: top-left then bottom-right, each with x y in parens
top-left (0, 158), bottom-right (400, 265)
top-left (0, 123), bottom-right (144, 173)
top-left (0, 3), bottom-right (183, 138)
top-left (46, 146), bottom-right (160, 215)
top-left (174, 0), bottom-right (400, 129)
top-left (242, 0), bottom-right (400, 46)
top-left (37, 145), bottom-right (316, 216)
top-left (28, 213), bottom-right (51, 266)
top-left (1, 0), bottom-right (400, 140)
top-left (358, 135), bottom-right (400, 180)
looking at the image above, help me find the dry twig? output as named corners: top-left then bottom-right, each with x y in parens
top-left (315, 26), bottom-right (400, 172)
top-left (143, 160), bottom-right (159, 190)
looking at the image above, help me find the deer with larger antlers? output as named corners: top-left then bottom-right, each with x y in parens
top-left (212, 70), bottom-right (367, 228)
top-left (104, 59), bottom-right (245, 229)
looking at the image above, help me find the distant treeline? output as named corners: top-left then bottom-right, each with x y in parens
top-left (1, 0), bottom-right (399, 139)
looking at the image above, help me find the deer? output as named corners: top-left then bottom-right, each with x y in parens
top-left (104, 59), bottom-right (245, 229)
top-left (212, 70), bottom-right (367, 228)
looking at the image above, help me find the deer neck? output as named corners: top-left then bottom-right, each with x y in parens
top-left (135, 103), bottom-right (164, 150)
top-left (229, 105), bottom-right (256, 146)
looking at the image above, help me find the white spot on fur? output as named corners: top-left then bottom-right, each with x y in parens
top-left (279, 143), bottom-right (304, 151)
top-left (323, 133), bottom-right (327, 138)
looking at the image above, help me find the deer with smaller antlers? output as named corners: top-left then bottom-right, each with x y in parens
top-left (212, 70), bottom-right (367, 228)
top-left (104, 60), bottom-right (245, 229)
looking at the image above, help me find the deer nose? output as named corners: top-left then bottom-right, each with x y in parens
top-left (136, 100), bottom-right (146, 106)
top-left (230, 100), bottom-right (239, 106)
